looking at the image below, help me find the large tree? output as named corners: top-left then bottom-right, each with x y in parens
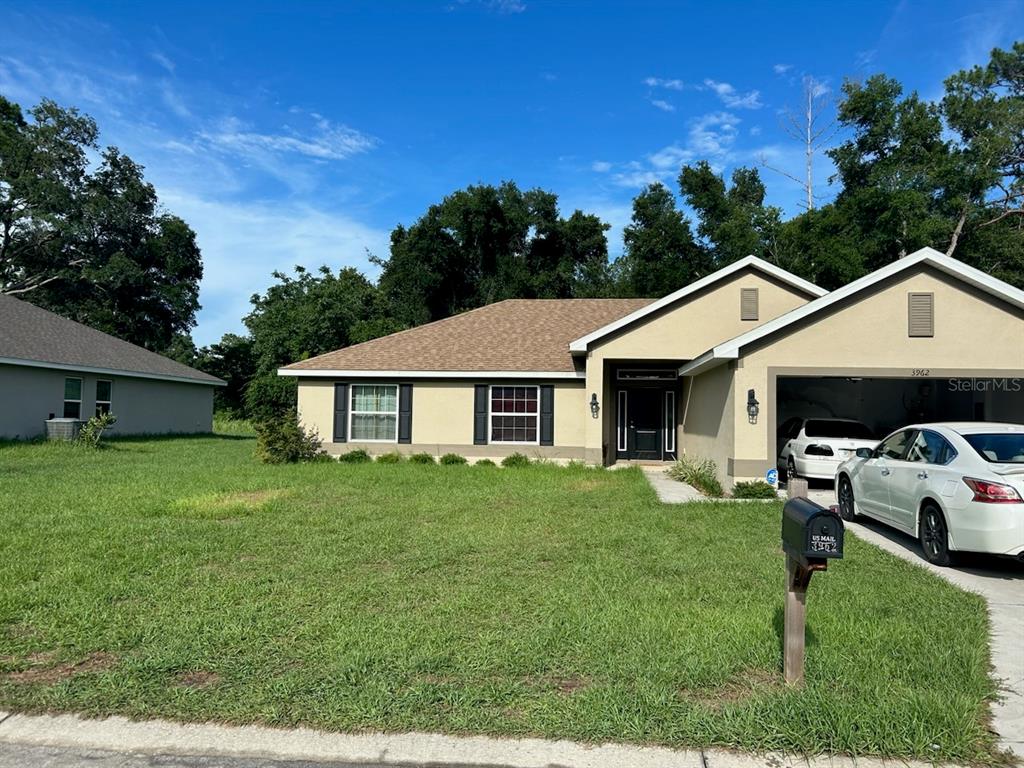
top-left (0, 96), bottom-right (202, 353)
top-left (617, 183), bottom-right (710, 296)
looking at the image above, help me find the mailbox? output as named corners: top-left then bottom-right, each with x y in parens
top-left (781, 497), bottom-right (844, 567)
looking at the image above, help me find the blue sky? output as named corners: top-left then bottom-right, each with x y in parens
top-left (2, 0), bottom-right (1021, 345)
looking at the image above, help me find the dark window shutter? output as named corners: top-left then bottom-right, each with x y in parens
top-left (474, 385), bottom-right (489, 445)
top-left (333, 383), bottom-right (349, 443)
top-left (908, 292), bottom-right (934, 337)
top-left (539, 385), bottom-right (554, 446)
top-left (740, 287), bottom-right (759, 321)
top-left (398, 383), bottom-right (413, 444)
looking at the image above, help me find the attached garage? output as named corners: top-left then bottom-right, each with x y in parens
top-left (680, 248), bottom-right (1024, 487)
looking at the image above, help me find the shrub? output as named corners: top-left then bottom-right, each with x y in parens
top-left (667, 455), bottom-right (723, 497)
top-left (337, 449), bottom-right (371, 464)
top-left (254, 409), bottom-right (326, 464)
top-left (732, 480), bottom-right (779, 499)
top-left (440, 453), bottom-right (467, 465)
top-left (375, 452), bottom-right (404, 464)
top-left (501, 452), bottom-right (531, 468)
top-left (408, 452), bottom-right (436, 465)
top-left (76, 412), bottom-right (117, 448)
top-left (475, 458), bottom-right (496, 467)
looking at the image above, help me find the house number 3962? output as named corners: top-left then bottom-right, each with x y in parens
top-left (911, 368), bottom-right (931, 377)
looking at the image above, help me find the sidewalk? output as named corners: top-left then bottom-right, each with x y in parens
top-left (0, 710), bottom-right (956, 768)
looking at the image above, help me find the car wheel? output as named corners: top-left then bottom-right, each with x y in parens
top-left (919, 504), bottom-right (953, 567)
top-left (787, 455), bottom-right (798, 480)
top-left (837, 476), bottom-right (858, 521)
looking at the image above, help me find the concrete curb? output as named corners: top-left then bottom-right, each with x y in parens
top-left (0, 710), bottom-right (957, 768)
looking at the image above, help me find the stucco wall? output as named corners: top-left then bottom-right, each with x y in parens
top-left (0, 364), bottom-right (214, 439)
top-left (725, 267), bottom-right (1024, 481)
top-left (297, 379), bottom-right (587, 457)
top-left (680, 363), bottom-right (735, 484)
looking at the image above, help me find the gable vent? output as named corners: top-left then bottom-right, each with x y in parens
top-left (908, 292), bottom-right (934, 337)
top-left (740, 288), bottom-right (759, 321)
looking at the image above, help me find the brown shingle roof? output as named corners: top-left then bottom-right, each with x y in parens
top-left (282, 298), bottom-right (655, 373)
top-left (0, 293), bottom-right (223, 385)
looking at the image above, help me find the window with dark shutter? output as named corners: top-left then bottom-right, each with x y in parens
top-left (539, 385), bottom-right (554, 446)
top-left (398, 384), bottom-right (412, 444)
top-left (473, 385), bottom-right (488, 444)
top-left (740, 287), bottom-right (759, 321)
top-left (908, 292), bottom-right (934, 337)
top-left (333, 383), bottom-right (349, 442)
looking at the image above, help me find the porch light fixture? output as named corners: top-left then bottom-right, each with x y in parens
top-left (590, 393), bottom-right (600, 418)
top-left (746, 389), bottom-right (759, 424)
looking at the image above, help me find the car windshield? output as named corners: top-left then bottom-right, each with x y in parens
top-left (963, 433), bottom-right (1024, 464)
top-left (804, 420), bottom-right (874, 439)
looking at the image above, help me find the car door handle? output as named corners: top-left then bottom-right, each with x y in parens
top-left (880, 469), bottom-right (890, 476)
top-left (917, 471), bottom-right (928, 479)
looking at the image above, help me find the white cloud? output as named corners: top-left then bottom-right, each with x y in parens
top-left (199, 114), bottom-right (377, 161)
top-left (703, 79), bottom-right (763, 109)
top-left (150, 51), bottom-right (175, 73)
top-left (159, 80), bottom-right (190, 118)
top-left (161, 190), bottom-right (390, 345)
top-left (490, 0), bottom-right (526, 11)
top-left (688, 111), bottom-right (741, 157)
top-left (650, 99), bottom-right (675, 113)
top-left (773, 63), bottom-right (792, 75)
top-left (648, 145), bottom-right (693, 170)
top-left (644, 77), bottom-right (685, 90)
top-left (591, 160), bottom-right (612, 172)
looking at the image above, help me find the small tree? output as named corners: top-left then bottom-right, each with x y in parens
top-left (254, 409), bottom-right (326, 464)
top-left (75, 412), bottom-right (117, 448)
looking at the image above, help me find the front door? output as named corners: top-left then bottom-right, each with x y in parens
top-left (622, 389), bottom-right (663, 461)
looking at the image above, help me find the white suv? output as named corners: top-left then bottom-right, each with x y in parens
top-left (778, 417), bottom-right (878, 481)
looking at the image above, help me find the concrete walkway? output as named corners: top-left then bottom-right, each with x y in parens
top-left (641, 467), bottom-right (703, 502)
top-left (0, 711), bottom-right (958, 768)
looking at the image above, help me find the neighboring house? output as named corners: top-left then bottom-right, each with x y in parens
top-left (279, 247), bottom-right (1024, 485)
top-left (0, 294), bottom-right (224, 439)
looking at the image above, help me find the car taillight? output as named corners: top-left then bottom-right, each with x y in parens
top-left (804, 444), bottom-right (834, 456)
top-left (963, 477), bottom-right (1024, 503)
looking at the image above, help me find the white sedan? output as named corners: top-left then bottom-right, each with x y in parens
top-left (778, 417), bottom-right (878, 480)
top-left (835, 422), bottom-right (1024, 565)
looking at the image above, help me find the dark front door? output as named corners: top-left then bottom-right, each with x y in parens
top-left (624, 389), bottom-right (663, 460)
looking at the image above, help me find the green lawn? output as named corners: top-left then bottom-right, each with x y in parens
top-left (0, 436), bottom-right (1000, 762)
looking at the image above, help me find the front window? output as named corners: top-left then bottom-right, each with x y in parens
top-left (490, 386), bottom-right (538, 443)
top-left (878, 429), bottom-right (915, 460)
top-left (963, 433), bottom-right (1024, 464)
top-left (350, 384), bottom-right (398, 442)
top-left (63, 377), bottom-right (82, 419)
top-left (95, 380), bottom-right (112, 417)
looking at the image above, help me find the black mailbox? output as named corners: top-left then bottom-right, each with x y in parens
top-left (781, 497), bottom-right (844, 566)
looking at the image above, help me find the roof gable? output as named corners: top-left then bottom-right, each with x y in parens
top-left (0, 294), bottom-right (223, 386)
top-left (567, 255), bottom-right (825, 353)
top-left (679, 247), bottom-right (1024, 376)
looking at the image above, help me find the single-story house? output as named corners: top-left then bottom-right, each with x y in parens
top-left (279, 247), bottom-right (1024, 486)
top-left (0, 293), bottom-right (224, 439)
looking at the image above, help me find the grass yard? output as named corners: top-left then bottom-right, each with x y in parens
top-left (0, 436), bottom-right (1000, 762)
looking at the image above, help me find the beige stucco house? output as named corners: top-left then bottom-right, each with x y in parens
top-left (0, 294), bottom-right (223, 439)
top-left (280, 247), bottom-right (1024, 486)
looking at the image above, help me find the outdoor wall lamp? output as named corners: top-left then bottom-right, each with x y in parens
top-left (746, 388), bottom-right (760, 424)
top-left (590, 393), bottom-right (600, 418)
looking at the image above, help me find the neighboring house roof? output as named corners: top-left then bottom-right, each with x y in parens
top-left (279, 298), bottom-right (654, 378)
top-left (567, 255), bottom-right (826, 353)
top-left (0, 293), bottom-right (224, 386)
top-left (678, 247), bottom-right (1024, 377)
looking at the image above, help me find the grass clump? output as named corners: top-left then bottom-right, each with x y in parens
top-left (501, 452), bottom-right (531, 468)
top-left (440, 453), bottom-right (467, 465)
top-left (253, 409), bottom-right (326, 464)
top-left (212, 414), bottom-right (254, 436)
top-left (667, 455), bottom-right (723, 497)
top-left (337, 449), bottom-right (371, 464)
top-left (375, 452), bottom-right (404, 464)
top-left (732, 480), bottom-right (779, 499)
top-left (408, 452), bottom-right (436, 465)
top-left (474, 458), bottom-right (496, 467)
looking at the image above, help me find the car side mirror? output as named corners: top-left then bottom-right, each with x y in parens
top-left (855, 448), bottom-right (874, 459)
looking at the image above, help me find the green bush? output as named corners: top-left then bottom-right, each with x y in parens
top-left (501, 453), bottom-right (531, 468)
top-left (440, 453), bottom-right (467, 465)
top-left (408, 452), bottom-right (436, 465)
top-left (212, 414), bottom-right (254, 436)
top-left (667, 455), bottom-right (723, 497)
top-left (732, 480), bottom-right (779, 499)
top-left (76, 412), bottom-right (117, 448)
top-left (375, 452), bottom-right (404, 464)
top-left (254, 409), bottom-right (327, 464)
top-left (475, 458), bottom-right (496, 467)
top-left (337, 449), bottom-right (371, 464)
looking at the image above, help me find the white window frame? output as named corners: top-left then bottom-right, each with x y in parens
top-left (488, 385), bottom-right (540, 445)
top-left (348, 383), bottom-right (399, 443)
top-left (95, 379), bottom-right (112, 417)
top-left (664, 391), bottom-right (676, 453)
top-left (63, 377), bottom-right (83, 419)
top-left (617, 390), bottom-right (627, 452)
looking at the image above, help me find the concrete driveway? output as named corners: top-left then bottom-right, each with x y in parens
top-left (803, 483), bottom-right (1024, 758)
